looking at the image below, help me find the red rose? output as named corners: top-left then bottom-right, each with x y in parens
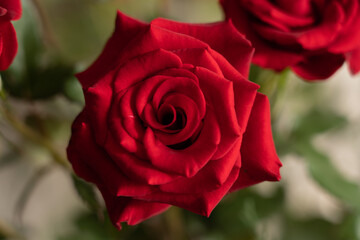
top-left (0, 0), bottom-right (21, 70)
top-left (67, 11), bottom-right (281, 228)
top-left (221, 0), bottom-right (360, 80)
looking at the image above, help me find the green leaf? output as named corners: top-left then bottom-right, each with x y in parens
top-left (292, 110), bottom-right (347, 141)
top-left (63, 77), bottom-right (85, 104)
top-left (337, 213), bottom-right (360, 240)
top-left (297, 143), bottom-right (360, 213)
top-left (71, 175), bottom-right (102, 215)
top-left (282, 217), bottom-right (336, 240)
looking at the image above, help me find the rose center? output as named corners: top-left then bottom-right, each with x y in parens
top-left (157, 104), bottom-right (186, 130)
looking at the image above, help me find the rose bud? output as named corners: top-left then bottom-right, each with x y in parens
top-left (67, 11), bottom-right (282, 229)
top-left (220, 0), bottom-right (360, 80)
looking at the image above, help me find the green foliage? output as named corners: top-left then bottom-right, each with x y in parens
top-left (72, 175), bottom-right (103, 216)
top-left (276, 104), bottom-right (360, 214)
top-left (299, 144), bottom-right (360, 213)
top-left (57, 212), bottom-right (122, 240)
top-left (1, 6), bottom-right (75, 100)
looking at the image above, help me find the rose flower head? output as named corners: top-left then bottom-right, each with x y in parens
top-left (67, 11), bottom-right (282, 229)
top-left (221, 0), bottom-right (360, 80)
top-left (0, 0), bottom-right (21, 70)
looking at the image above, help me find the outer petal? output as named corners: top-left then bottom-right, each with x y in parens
top-left (0, 22), bottom-right (17, 70)
top-left (151, 18), bottom-right (254, 78)
top-left (0, 0), bottom-right (21, 20)
top-left (291, 53), bottom-right (345, 80)
top-left (67, 112), bottom-right (154, 197)
top-left (231, 93), bottom-right (281, 191)
top-left (221, 0), bottom-right (303, 71)
top-left (101, 192), bottom-right (170, 229)
top-left (347, 47), bottom-right (360, 74)
top-left (138, 166), bottom-right (240, 217)
top-left (76, 11), bottom-right (147, 88)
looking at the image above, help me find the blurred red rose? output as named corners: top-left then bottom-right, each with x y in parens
top-left (67, 11), bottom-right (281, 229)
top-left (0, 0), bottom-right (21, 70)
top-left (221, 0), bottom-right (360, 80)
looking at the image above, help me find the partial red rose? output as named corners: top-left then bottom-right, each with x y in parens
top-left (67, 11), bottom-right (282, 229)
top-left (220, 0), bottom-right (360, 80)
top-left (0, 0), bottom-right (21, 70)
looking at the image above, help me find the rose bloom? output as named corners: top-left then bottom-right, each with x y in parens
top-left (0, 0), bottom-right (21, 70)
top-left (67, 11), bottom-right (282, 229)
top-left (220, 0), bottom-right (360, 80)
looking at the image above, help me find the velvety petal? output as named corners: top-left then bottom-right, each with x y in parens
top-left (144, 108), bottom-right (220, 177)
top-left (114, 49), bottom-right (182, 93)
top-left (118, 86), bottom-right (146, 141)
top-left (207, 49), bottom-right (259, 131)
top-left (221, 1), bottom-right (304, 71)
top-left (295, 1), bottom-right (344, 50)
top-left (174, 47), bottom-right (223, 77)
top-left (67, 112), bottom-right (154, 197)
top-left (104, 133), bottom-right (179, 185)
top-left (347, 47), bottom-right (360, 74)
top-left (157, 67), bottom-right (199, 82)
top-left (83, 71), bottom-right (114, 144)
top-left (274, 0), bottom-right (313, 16)
top-left (0, 22), bottom-right (17, 70)
top-left (195, 67), bottom-right (241, 159)
top-left (151, 18), bottom-right (254, 78)
top-left (101, 192), bottom-right (170, 229)
top-left (138, 166), bottom-right (240, 217)
top-left (239, 0), bottom-right (314, 30)
top-left (252, 2), bottom-right (344, 49)
top-left (76, 11), bottom-right (147, 88)
top-left (108, 94), bottom-right (147, 159)
top-left (135, 75), bottom-right (170, 118)
top-left (149, 94), bottom-right (201, 145)
top-left (0, 0), bottom-right (21, 20)
top-left (231, 93), bottom-right (281, 191)
top-left (329, 1), bottom-right (360, 52)
top-left (151, 76), bottom-right (206, 118)
top-left (159, 139), bottom-right (241, 194)
top-left (292, 53), bottom-right (345, 80)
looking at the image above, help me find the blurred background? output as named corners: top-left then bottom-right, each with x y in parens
top-left (1, 0), bottom-right (360, 239)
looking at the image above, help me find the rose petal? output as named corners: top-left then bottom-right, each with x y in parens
top-left (292, 53), bottom-right (345, 80)
top-left (151, 76), bottom-right (206, 118)
top-left (114, 49), bottom-right (182, 93)
top-left (83, 71), bottom-right (114, 144)
top-left (347, 47), bottom-right (360, 74)
top-left (144, 107), bottom-right (220, 177)
top-left (138, 166), bottom-right (240, 217)
top-left (296, 1), bottom-right (344, 49)
top-left (195, 67), bottom-right (241, 159)
top-left (239, 0), bottom-right (315, 30)
top-left (68, 113), bottom-right (154, 197)
top-left (151, 18), bottom-right (254, 78)
top-left (231, 93), bottom-right (281, 191)
top-left (104, 132), bottom-right (179, 185)
top-left (0, 0), bottom-right (21, 20)
top-left (101, 193), bottom-right (170, 229)
top-left (76, 11), bottom-right (147, 88)
top-left (207, 49), bottom-right (259, 131)
top-left (0, 22), bottom-right (17, 70)
top-left (159, 139), bottom-right (241, 194)
top-left (173, 48), bottom-right (223, 76)
top-left (146, 94), bottom-right (201, 145)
